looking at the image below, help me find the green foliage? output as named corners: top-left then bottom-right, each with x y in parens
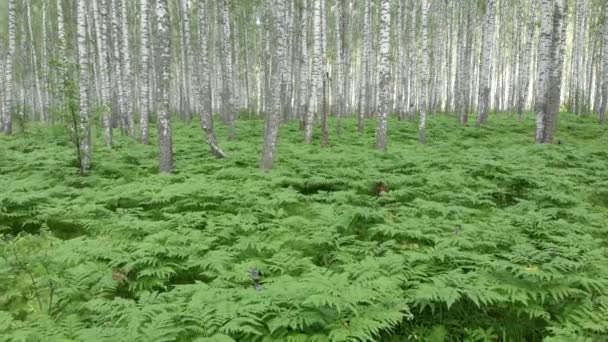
top-left (1, 115), bottom-right (607, 341)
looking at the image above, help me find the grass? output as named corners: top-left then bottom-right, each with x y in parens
top-left (0, 113), bottom-right (607, 341)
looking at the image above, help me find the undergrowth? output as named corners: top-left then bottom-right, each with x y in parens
top-left (1, 114), bottom-right (607, 341)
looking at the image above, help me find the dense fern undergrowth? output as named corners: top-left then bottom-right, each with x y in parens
top-left (1, 114), bottom-right (608, 341)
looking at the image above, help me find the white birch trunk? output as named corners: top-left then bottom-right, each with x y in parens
top-left (261, 0), bottom-right (286, 169)
top-left (25, 0), bottom-right (44, 124)
top-left (600, 0), bottom-right (608, 125)
top-left (220, 0), bottom-right (236, 139)
top-left (358, 0), bottom-right (371, 132)
top-left (476, 0), bottom-right (496, 126)
top-left (199, 0), bottom-right (226, 158)
top-left (119, 0), bottom-right (135, 137)
top-left (140, 0), bottom-right (151, 144)
top-left (535, 0), bottom-right (555, 143)
top-left (304, 0), bottom-right (322, 143)
top-left (375, 0), bottom-right (391, 150)
top-left (3, 0), bottom-right (16, 134)
top-left (77, 0), bottom-right (92, 172)
top-left (156, 0), bottom-right (174, 173)
top-left (419, 0), bottom-right (429, 143)
top-left (298, 0), bottom-right (309, 125)
top-left (95, 0), bottom-right (113, 146)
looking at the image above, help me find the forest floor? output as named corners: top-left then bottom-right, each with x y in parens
top-left (1, 114), bottom-right (608, 341)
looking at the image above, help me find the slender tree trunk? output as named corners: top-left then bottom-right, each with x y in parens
top-left (77, 0), bottom-right (92, 172)
top-left (535, 0), bottom-right (553, 143)
top-left (408, 1), bottom-right (418, 121)
top-left (543, 0), bottom-right (567, 143)
top-left (119, 0), bottom-right (135, 137)
top-left (110, 0), bottom-right (125, 133)
top-left (179, 0), bottom-right (193, 122)
top-left (0, 43), bottom-right (5, 129)
top-left (25, 0), bottom-right (44, 124)
top-left (3, 0), bottom-right (16, 134)
top-left (304, 0), bottom-right (322, 143)
top-left (358, 0), bottom-right (371, 132)
top-left (600, 0), bottom-right (608, 125)
top-left (518, 0), bottom-right (537, 120)
top-left (261, 0), bottom-right (286, 169)
top-left (419, 0), bottom-right (429, 143)
top-left (41, 0), bottom-right (49, 120)
top-left (375, 0), bottom-right (391, 150)
top-left (220, 0), bottom-right (236, 140)
top-left (298, 0), bottom-right (309, 127)
top-left (140, 0), bottom-right (151, 144)
top-left (199, 0), bottom-right (227, 158)
top-left (476, 0), bottom-right (496, 127)
top-left (95, 0), bottom-right (113, 146)
top-left (536, 0), bottom-right (567, 143)
top-left (334, 0), bottom-right (344, 135)
top-left (156, 0), bottom-right (173, 173)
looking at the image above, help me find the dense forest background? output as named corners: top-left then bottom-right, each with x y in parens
top-left (0, 0), bottom-right (606, 170)
top-left (1, 0), bottom-right (608, 341)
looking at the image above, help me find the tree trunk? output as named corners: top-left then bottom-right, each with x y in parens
top-left (419, 0), bottom-right (429, 143)
top-left (179, 0), bottom-right (193, 122)
top-left (375, 0), bottom-right (391, 150)
top-left (535, 0), bottom-right (554, 143)
top-left (304, 0), bottom-right (322, 143)
top-left (536, 0), bottom-right (567, 143)
top-left (298, 0), bottom-right (309, 127)
top-left (119, 0), bottom-right (135, 137)
top-left (334, 0), bottom-right (345, 135)
top-left (518, 0), bottom-right (537, 120)
top-left (543, 0), bottom-right (567, 143)
top-left (3, 0), bottom-right (16, 134)
top-left (358, 0), bottom-right (371, 132)
top-left (199, 0), bottom-right (227, 158)
top-left (77, 0), bottom-right (92, 172)
top-left (156, 0), bottom-right (174, 173)
top-left (261, 0), bottom-right (286, 169)
top-left (95, 0), bottom-right (113, 146)
top-left (600, 0), bottom-right (608, 125)
top-left (25, 0), bottom-right (44, 124)
top-left (476, 0), bottom-right (496, 127)
top-left (110, 0), bottom-right (125, 133)
top-left (0, 43), bottom-right (5, 129)
top-left (140, 0), bottom-right (151, 144)
top-left (220, 0), bottom-right (236, 140)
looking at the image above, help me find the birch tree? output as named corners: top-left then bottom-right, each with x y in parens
top-left (199, 0), bottom-right (227, 158)
top-left (156, 0), bottom-right (174, 173)
top-left (3, 0), bottom-right (16, 134)
top-left (140, 0), bottom-right (151, 144)
top-left (534, 0), bottom-right (554, 143)
top-left (25, 0), bottom-right (44, 123)
top-left (375, 0), bottom-right (391, 150)
top-left (119, 0), bottom-right (135, 137)
top-left (476, 0), bottom-right (496, 127)
top-left (419, 0), bottom-right (429, 144)
top-left (94, 0), bottom-right (113, 146)
top-left (304, 0), bottom-right (322, 143)
top-left (600, 0), bottom-right (608, 125)
top-left (517, 0), bottom-right (536, 121)
top-left (535, 0), bottom-right (568, 143)
top-left (358, 0), bottom-right (371, 133)
top-left (261, 0), bottom-right (286, 169)
top-left (77, 0), bottom-right (91, 172)
top-left (0, 43), bottom-right (5, 129)
top-left (179, 0), bottom-right (193, 121)
top-left (220, 0), bottom-right (236, 139)
top-left (298, 0), bottom-right (309, 126)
